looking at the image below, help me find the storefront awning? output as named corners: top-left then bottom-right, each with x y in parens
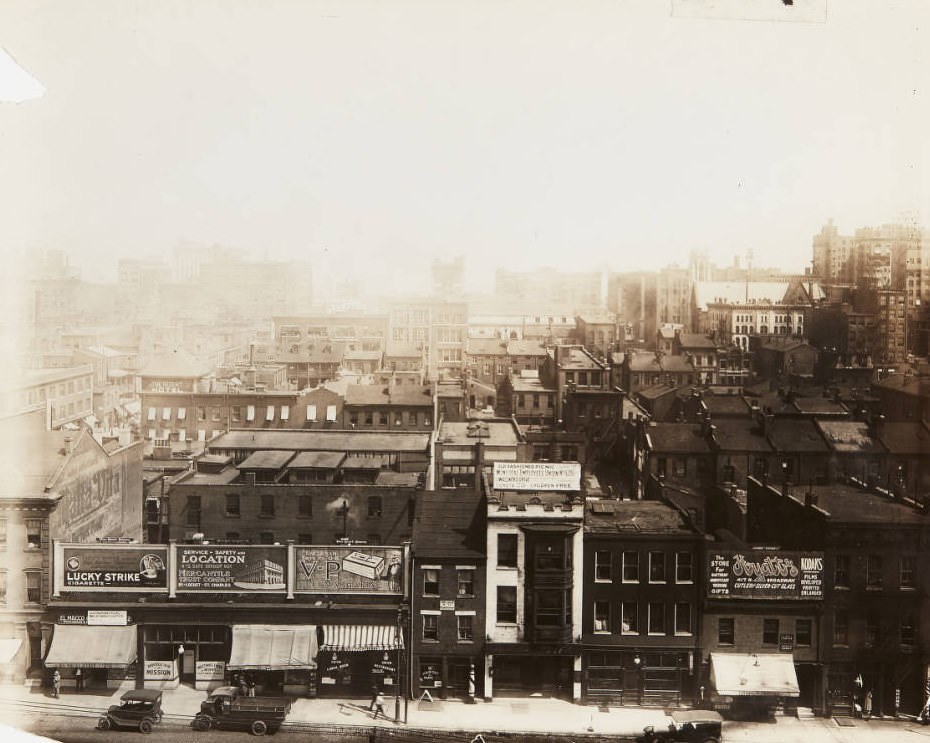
top-left (321, 625), bottom-right (403, 652)
top-left (710, 653), bottom-right (800, 697)
top-left (0, 639), bottom-right (23, 664)
top-left (228, 625), bottom-right (318, 670)
top-left (44, 625), bottom-right (137, 669)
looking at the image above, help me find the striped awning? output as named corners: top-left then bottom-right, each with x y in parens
top-left (321, 625), bottom-right (403, 652)
top-left (44, 625), bottom-right (137, 669)
top-left (228, 625), bottom-right (318, 670)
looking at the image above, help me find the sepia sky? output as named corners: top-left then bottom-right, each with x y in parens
top-left (1, 0), bottom-right (929, 294)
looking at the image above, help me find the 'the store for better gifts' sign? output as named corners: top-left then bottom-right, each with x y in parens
top-left (707, 550), bottom-right (824, 600)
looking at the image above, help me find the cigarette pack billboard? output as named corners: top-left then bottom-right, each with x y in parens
top-left (294, 546), bottom-right (404, 594)
top-left (492, 461), bottom-right (581, 491)
top-left (176, 545), bottom-right (288, 593)
top-left (62, 545), bottom-right (169, 591)
top-left (707, 550), bottom-right (824, 600)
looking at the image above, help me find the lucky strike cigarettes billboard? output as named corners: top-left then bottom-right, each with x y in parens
top-left (294, 546), bottom-right (404, 594)
top-left (707, 550), bottom-right (824, 600)
top-left (62, 545), bottom-right (169, 591)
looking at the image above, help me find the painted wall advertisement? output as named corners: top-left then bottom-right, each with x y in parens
top-left (294, 546), bottom-right (403, 594)
top-left (707, 550), bottom-right (824, 600)
top-left (62, 546), bottom-right (168, 591)
top-left (176, 546), bottom-right (288, 592)
top-left (492, 461), bottom-right (581, 491)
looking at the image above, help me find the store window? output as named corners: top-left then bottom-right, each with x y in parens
top-left (718, 618), bottom-right (735, 646)
top-left (422, 569), bottom-right (439, 596)
top-left (594, 601), bottom-right (610, 633)
top-left (422, 614), bottom-right (439, 641)
top-left (456, 615), bottom-right (474, 642)
top-left (456, 569), bottom-right (474, 597)
top-left (497, 586), bottom-right (517, 623)
top-left (497, 534), bottom-right (518, 568)
top-left (622, 551), bottom-right (639, 583)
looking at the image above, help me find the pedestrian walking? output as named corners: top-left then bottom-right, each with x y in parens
top-left (368, 684), bottom-right (380, 711)
top-left (74, 667), bottom-right (83, 692)
top-left (372, 691), bottom-right (387, 720)
top-left (864, 689), bottom-right (873, 719)
top-left (51, 669), bottom-right (60, 699)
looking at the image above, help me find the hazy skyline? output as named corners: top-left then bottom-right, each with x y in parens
top-left (2, 0), bottom-right (929, 295)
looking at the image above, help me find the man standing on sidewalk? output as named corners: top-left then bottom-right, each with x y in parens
top-left (74, 668), bottom-right (83, 693)
top-left (373, 691), bottom-right (387, 720)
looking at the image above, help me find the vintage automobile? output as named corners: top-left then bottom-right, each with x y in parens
top-left (96, 689), bottom-right (164, 734)
top-left (192, 685), bottom-right (292, 736)
top-left (638, 710), bottom-right (724, 743)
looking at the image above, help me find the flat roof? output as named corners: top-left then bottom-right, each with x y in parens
top-left (287, 451), bottom-right (346, 469)
top-left (238, 450), bottom-right (295, 470)
top-left (585, 499), bottom-right (696, 535)
top-left (438, 420), bottom-right (520, 446)
top-left (208, 429), bottom-right (431, 453)
top-left (802, 483), bottom-right (927, 525)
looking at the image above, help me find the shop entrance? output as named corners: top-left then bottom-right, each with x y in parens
top-left (492, 655), bottom-right (573, 699)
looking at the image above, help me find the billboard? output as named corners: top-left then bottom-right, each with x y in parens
top-left (707, 550), bottom-right (824, 600)
top-left (176, 545), bottom-right (288, 593)
top-left (62, 545), bottom-right (168, 591)
top-left (293, 546), bottom-right (403, 594)
top-left (492, 461), bottom-right (581, 491)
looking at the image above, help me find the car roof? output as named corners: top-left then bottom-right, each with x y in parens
top-left (120, 689), bottom-right (163, 702)
top-left (670, 710), bottom-right (723, 723)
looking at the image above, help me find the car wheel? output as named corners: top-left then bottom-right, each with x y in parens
top-left (702, 738), bottom-right (719, 743)
top-left (251, 719), bottom-right (268, 736)
top-left (139, 719), bottom-right (154, 734)
top-left (192, 716), bottom-right (211, 731)
top-left (97, 718), bottom-right (111, 730)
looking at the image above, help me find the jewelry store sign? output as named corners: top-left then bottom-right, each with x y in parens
top-left (492, 462), bottom-right (581, 491)
top-left (176, 546), bottom-right (288, 593)
top-left (707, 550), bottom-right (824, 600)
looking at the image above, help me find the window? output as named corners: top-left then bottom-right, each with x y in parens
top-left (367, 496), bottom-right (382, 518)
top-left (647, 603), bottom-right (665, 635)
top-left (901, 614), bottom-right (916, 646)
top-left (198, 407), bottom-right (207, 421)
top-left (364, 411), bottom-right (374, 425)
top-left (865, 614), bottom-right (879, 648)
top-left (0, 518), bottom-right (6, 544)
top-left (621, 602), bottom-right (638, 634)
top-left (280, 405), bottom-right (289, 421)
top-left (497, 534), bottom-right (518, 568)
top-left (162, 407), bottom-right (171, 421)
top-left (25, 519), bottom-right (42, 549)
top-left (266, 405), bottom-right (275, 422)
top-left (306, 405), bottom-right (317, 421)
top-left (867, 555), bottom-right (883, 589)
top-left (259, 531), bottom-right (275, 545)
top-left (230, 407), bottom-right (240, 421)
top-left (246, 405), bottom-right (255, 422)
top-left (718, 618), bottom-right (735, 646)
top-left (834, 555), bottom-right (850, 588)
top-left (25, 571), bottom-right (40, 603)
top-left (260, 494), bottom-right (275, 517)
top-left (649, 552), bottom-right (666, 583)
top-left (298, 496), bottom-right (312, 518)
top-left (594, 550), bottom-right (612, 581)
top-left (225, 494), bottom-right (240, 517)
top-left (0, 571), bottom-right (6, 603)
top-left (622, 551), bottom-right (639, 582)
top-left (325, 405), bottom-right (337, 422)
top-left (674, 603), bottom-right (692, 635)
top-left (456, 614), bottom-right (474, 641)
top-left (497, 586), bottom-right (517, 623)
top-left (763, 618), bottom-right (779, 645)
top-left (298, 533), bottom-right (312, 544)
top-left (422, 614), bottom-right (439, 641)
top-left (675, 552), bottom-right (693, 583)
top-left (422, 568), bottom-right (439, 595)
top-left (594, 601), bottom-right (610, 633)
top-left (900, 556), bottom-right (916, 589)
top-left (186, 497), bottom-right (201, 528)
top-left (147, 407), bottom-right (156, 422)
top-left (833, 612), bottom-right (849, 646)
top-left (673, 458), bottom-right (686, 477)
top-left (795, 619), bottom-right (812, 647)
top-left (457, 569), bottom-right (474, 596)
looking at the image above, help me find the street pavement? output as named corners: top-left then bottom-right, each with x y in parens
top-left (2, 682), bottom-right (929, 742)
